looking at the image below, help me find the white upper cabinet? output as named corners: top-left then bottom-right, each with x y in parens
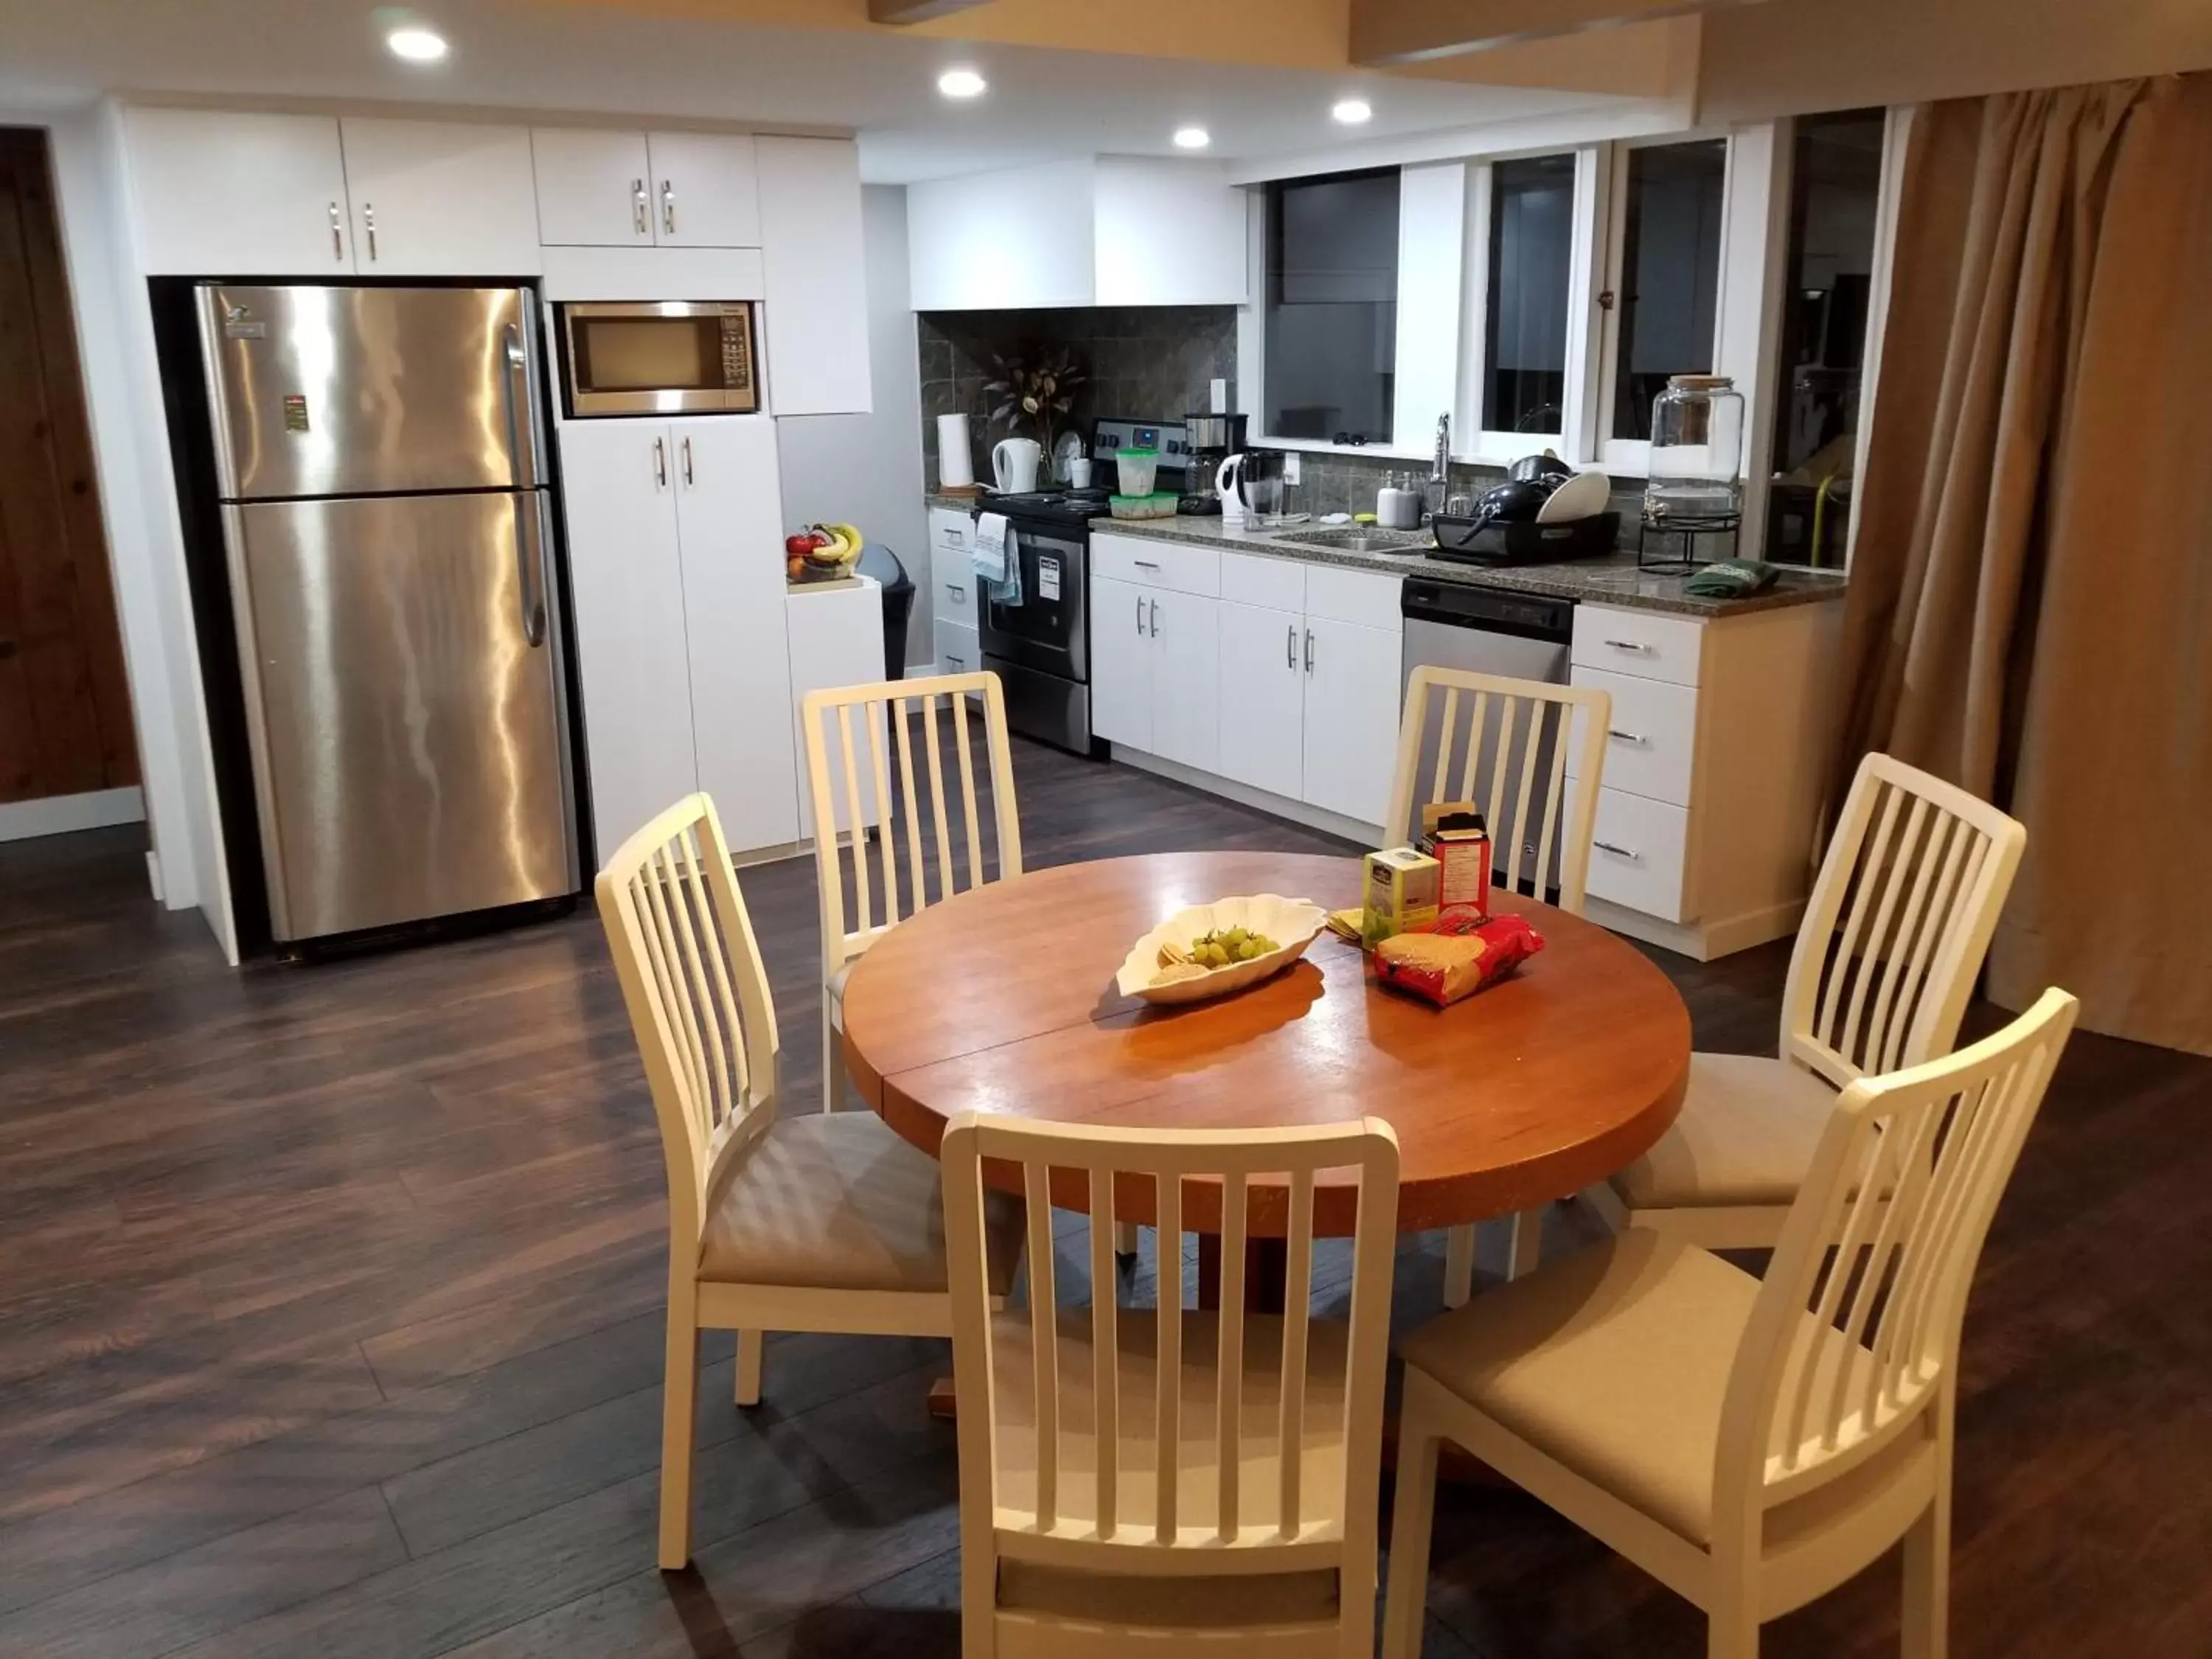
top-left (648, 132), bottom-right (761, 248)
top-left (531, 128), bottom-right (654, 246)
top-left (756, 136), bottom-right (872, 417)
top-left (121, 108), bottom-right (353, 276)
top-left (339, 119), bottom-right (541, 276)
top-left (909, 157), bottom-right (1248, 311)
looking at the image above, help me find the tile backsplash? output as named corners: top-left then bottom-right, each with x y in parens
top-left (919, 307), bottom-right (1237, 486)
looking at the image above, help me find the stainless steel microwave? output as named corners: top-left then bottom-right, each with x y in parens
top-left (557, 300), bottom-right (759, 417)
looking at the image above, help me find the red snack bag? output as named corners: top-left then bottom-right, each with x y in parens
top-left (1372, 911), bottom-right (1545, 1007)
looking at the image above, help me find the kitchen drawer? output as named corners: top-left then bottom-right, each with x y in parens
top-left (936, 618), bottom-right (981, 677)
top-left (1570, 778), bottom-right (1691, 922)
top-left (1572, 603), bottom-right (1705, 687)
top-left (931, 562), bottom-right (979, 631)
top-left (1566, 666), bottom-right (1698, 807)
top-left (1304, 563), bottom-right (1403, 631)
top-left (1092, 532), bottom-right (1220, 597)
top-left (928, 507), bottom-right (973, 558)
top-left (1221, 549), bottom-right (1306, 613)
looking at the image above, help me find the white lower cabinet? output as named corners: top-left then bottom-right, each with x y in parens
top-left (1091, 573), bottom-right (1157, 751)
top-left (1299, 614), bottom-right (1402, 828)
top-left (560, 414), bottom-right (801, 860)
top-left (936, 620), bottom-right (981, 678)
top-left (1217, 598), bottom-right (1304, 801)
top-left (1148, 588), bottom-right (1220, 773)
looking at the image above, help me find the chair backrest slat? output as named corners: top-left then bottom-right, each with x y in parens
top-left (1784, 754), bottom-right (2028, 1088)
top-left (595, 796), bottom-right (781, 1252)
top-left (942, 1118), bottom-right (1398, 1576)
top-left (1385, 667), bottom-right (1610, 914)
top-left (803, 673), bottom-right (1025, 978)
top-left (1718, 989), bottom-right (2077, 1525)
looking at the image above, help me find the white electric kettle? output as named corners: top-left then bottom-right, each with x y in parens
top-left (992, 437), bottom-right (1042, 493)
top-left (1215, 452), bottom-right (1248, 523)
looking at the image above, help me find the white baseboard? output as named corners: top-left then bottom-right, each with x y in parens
top-left (0, 786), bottom-right (145, 844)
top-left (1583, 892), bottom-right (1803, 962)
top-left (1110, 748), bottom-right (1382, 847)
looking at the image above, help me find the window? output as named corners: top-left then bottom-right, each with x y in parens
top-left (1263, 169), bottom-right (1399, 445)
top-left (1763, 110), bottom-right (1885, 567)
top-left (1481, 154), bottom-right (1576, 437)
top-left (1608, 140), bottom-right (1726, 441)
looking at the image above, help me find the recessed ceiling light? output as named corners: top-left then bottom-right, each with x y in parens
top-left (386, 24), bottom-right (449, 63)
top-left (1172, 126), bottom-right (1211, 150)
top-left (937, 67), bottom-right (987, 100)
top-left (1332, 97), bottom-right (1373, 125)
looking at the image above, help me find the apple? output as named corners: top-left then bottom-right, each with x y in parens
top-left (785, 533), bottom-right (815, 557)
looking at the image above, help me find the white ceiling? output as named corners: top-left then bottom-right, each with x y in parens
top-left (0, 0), bottom-right (1625, 181)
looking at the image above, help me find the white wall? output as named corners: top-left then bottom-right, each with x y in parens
top-left (775, 185), bottom-right (931, 667)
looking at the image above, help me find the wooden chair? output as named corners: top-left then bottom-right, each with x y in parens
top-left (941, 1114), bottom-right (1402, 1659)
top-left (1597, 751), bottom-right (2028, 1249)
top-left (597, 794), bottom-right (1024, 1569)
top-left (1385, 665), bottom-right (1610, 1306)
top-left (802, 671), bottom-right (1023, 1113)
top-left (1382, 987), bottom-right (2079, 1659)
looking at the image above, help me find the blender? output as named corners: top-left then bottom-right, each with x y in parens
top-left (1179, 411), bottom-right (1247, 515)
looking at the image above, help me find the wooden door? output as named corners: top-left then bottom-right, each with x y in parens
top-left (338, 119), bottom-right (541, 276)
top-left (647, 133), bottom-right (760, 248)
top-left (1216, 597), bottom-right (1304, 801)
top-left (0, 128), bottom-right (137, 807)
top-left (555, 419), bottom-right (694, 859)
top-left (670, 415), bottom-right (799, 852)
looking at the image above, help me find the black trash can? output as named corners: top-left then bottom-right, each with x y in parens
top-left (858, 543), bottom-right (914, 680)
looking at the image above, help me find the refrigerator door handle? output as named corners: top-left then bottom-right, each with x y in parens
top-left (497, 320), bottom-right (538, 491)
top-left (515, 493), bottom-right (549, 648)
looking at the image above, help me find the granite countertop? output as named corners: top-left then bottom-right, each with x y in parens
top-left (1084, 513), bottom-right (1848, 619)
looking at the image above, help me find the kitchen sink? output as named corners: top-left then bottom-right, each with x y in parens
top-left (1267, 526), bottom-right (1433, 555)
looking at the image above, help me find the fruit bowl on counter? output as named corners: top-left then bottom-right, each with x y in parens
top-left (1114, 894), bottom-right (1330, 1006)
top-left (785, 521), bottom-right (865, 585)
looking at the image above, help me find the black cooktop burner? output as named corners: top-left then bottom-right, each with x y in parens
top-left (980, 487), bottom-right (1114, 529)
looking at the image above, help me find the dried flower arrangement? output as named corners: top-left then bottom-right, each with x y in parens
top-left (983, 347), bottom-right (1087, 459)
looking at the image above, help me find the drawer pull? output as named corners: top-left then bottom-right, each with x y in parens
top-left (1607, 728), bottom-right (1650, 746)
top-left (1133, 559), bottom-right (1161, 570)
top-left (1601, 638), bottom-right (1655, 653)
top-left (946, 582), bottom-right (967, 602)
top-left (1593, 839), bottom-right (1642, 861)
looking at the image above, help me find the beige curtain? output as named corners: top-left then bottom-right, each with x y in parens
top-left (1839, 76), bottom-right (2212, 1055)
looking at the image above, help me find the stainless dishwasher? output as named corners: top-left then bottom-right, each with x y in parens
top-left (1399, 579), bottom-right (1576, 894)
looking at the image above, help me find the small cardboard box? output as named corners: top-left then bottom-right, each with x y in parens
top-left (1363, 846), bottom-right (1439, 947)
top-left (1429, 821), bottom-right (1493, 916)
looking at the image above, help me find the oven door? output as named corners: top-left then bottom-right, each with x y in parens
top-left (978, 525), bottom-right (1088, 680)
top-left (560, 301), bottom-right (757, 417)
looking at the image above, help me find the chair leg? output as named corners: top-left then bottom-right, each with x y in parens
top-left (735, 1329), bottom-right (766, 1408)
top-left (1380, 1385), bottom-right (1444, 1659)
top-left (1441, 1225), bottom-right (1476, 1308)
top-left (1706, 1587), bottom-right (1761, 1659)
top-left (658, 1291), bottom-right (700, 1571)
top-left (822, 997), bottom-right (847, 1113)
top-left (1505, 1208), bottom-right (1543, 1281)
top-left (1903, 1404), bottom-right (1954, 1659)
top-left (1114, 1220), bottom-right (1139, 1258)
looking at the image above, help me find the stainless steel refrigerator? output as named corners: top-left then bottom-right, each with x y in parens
top-left (198, 284), bottom-right (578, 944)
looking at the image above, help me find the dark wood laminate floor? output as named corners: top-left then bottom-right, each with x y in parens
top-left (1, 737), bottom-right (2206, 1659)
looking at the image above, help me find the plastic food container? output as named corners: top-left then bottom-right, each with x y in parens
top-left (1115, 446), bottom-right (1160, 495)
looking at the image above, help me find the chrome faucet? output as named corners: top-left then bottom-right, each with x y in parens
top-left (1431, 411), bottom-right (1451, 486)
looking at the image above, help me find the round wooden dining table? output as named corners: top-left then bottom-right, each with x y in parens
top-left (839, 849), bottom-right (1691, 1239)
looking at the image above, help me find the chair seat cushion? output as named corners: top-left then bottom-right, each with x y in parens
top-left (1611, 1052), bottom-right (1840, 1209)
top-left (990, 1308), bottom-right (1353, 1541)
top-left (1397, 1231), bottom-right (1923, 1547)
top-left (698, 1110), bottom-right (1021, 1295)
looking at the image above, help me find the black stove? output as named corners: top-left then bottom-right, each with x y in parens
top-left (978, 488), bottom-right (1113, 531)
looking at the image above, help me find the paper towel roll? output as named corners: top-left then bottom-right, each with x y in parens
top-left (936, 414), bottom-right (974, 489)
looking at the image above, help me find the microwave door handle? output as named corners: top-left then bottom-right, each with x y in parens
top-left (498, 321), bottom-right (538, 490)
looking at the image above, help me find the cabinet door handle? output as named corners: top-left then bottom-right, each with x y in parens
top-left (1607, 728), bottom-right (1650, 746)
top-left (1149, 598), bottom-right (1159, 638)
top-left (1602, 638), bottom-right (1655, 653)
top-left (681, 436), bottom-right (694, 487)
top-left (1135, 595), bottom-right (1145, 636)
top-left (661, 179), bottom-right (676, 236)
top-left (632, 178), bottom-right (649, 236)
top-left (1304, 628), bottom-right (1315, 673)
top-left (1593, 839), bottom-right (1642, 861)
top-left (328, 201), bottom-right (344, 260)
top-left (363, 202), bottom-right (377, 262)
top-left (1286, 623), bottom-right (1296, 669)
top-left (653, 437), bottom-right (668, 489)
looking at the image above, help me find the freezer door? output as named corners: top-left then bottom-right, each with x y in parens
top-left (201, 285), bottom-right (540, 499)
top-left (226, 491), bottom-right (577, 941)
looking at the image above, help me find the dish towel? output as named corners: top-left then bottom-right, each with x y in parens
top-left (971, 512), bottom-right (1023, 608)
top-left (1683, 558), bottom-right (1778, 597)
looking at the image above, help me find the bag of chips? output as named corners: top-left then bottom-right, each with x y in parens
top-left (1372, 908), bottom-right (1545, 1007)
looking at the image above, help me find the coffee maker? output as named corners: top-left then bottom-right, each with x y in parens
top-left (1180, 412), bottom-right (1248, 515)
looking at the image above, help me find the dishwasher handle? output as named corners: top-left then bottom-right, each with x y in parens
top-left (1399, 579), bottom-right (1574, 645)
